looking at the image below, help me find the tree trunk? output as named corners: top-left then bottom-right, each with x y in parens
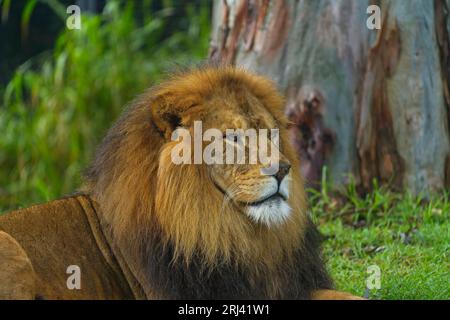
top-left (209, 0), bottom-right (450, 194)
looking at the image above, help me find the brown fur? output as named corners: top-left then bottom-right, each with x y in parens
top-left (0, 232), bottom-right (36, 299)
top-left (0, 196), bottom-right (141, 299)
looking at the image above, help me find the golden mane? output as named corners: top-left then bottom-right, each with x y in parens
top-left (83, 66), bottom-right (330, 298)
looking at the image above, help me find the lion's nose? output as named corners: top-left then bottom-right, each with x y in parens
top-left (274, 162), bottom-right (291, 184)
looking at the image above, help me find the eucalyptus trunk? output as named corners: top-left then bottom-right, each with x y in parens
top-left (209, 0), bottom-right (450, 193)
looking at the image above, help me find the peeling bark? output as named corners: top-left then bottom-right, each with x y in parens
top-left (286, 86), bottom-right (335, 188)
top-left (356, 12), bottom-right (404, 190)
top-left (435, 0), bottom-right (450, 188)
top-left (258, 1), bottom-right (290, 60)
top-left (210, 0), bottom-right (450, 194)
top-left (210, 1), bottom-right (289, 64)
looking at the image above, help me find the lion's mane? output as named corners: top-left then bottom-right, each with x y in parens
top-left (83, 66), bottom-right (332, 299)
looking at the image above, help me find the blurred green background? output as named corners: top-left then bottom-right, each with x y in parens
top-left (0, 0), bottom-right (210, 212)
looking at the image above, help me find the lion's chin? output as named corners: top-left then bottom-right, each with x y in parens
top-left (245, 196), bottom-right (291, 227)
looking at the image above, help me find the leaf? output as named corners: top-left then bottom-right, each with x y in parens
top-left (1, 0), bottom-right (11, 23)
top-left (21, 0), bottom-right (38, 41)
top-left (38, 0), bottom-right (66, 20)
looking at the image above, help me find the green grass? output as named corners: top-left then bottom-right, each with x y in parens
top-left (310, 180), bottom-right (450, 300)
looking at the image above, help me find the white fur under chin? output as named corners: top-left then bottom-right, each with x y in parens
top-left (246, 199), bottom-right (291, 226)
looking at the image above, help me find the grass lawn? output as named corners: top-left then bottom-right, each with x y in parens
top-left (2, 178), bottom-right (447, 300)
top-left (310, 181), bottom-right (450, 300)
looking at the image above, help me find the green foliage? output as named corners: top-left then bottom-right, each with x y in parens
top-left (309, 180), bottom-right (450, 299)
top-left (0, 1), bottom-right (210, 211)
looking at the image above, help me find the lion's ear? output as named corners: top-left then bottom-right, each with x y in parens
top-left (152, 110), bottom-right (182, 139)
top-left (150, 92), bottom-right (202, 139)
top-left (150, 94), bottom-right (184, 139)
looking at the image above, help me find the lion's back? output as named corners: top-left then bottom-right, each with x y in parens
top-left (0, 196), bottom-right (135, 299)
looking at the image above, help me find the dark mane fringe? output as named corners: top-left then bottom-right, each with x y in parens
top-left (141, 218), bottom-right (332, 299)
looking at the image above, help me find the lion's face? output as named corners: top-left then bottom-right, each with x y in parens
top-left (202, 98), bottom-right (293, 226)
top-left (153, 69), bottom-right (296, 227)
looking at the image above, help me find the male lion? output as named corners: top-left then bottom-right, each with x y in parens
top-left (0, 67), bottom-right (360, 300)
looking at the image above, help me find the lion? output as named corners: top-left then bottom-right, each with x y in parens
top-left (0, 66), bottom-right (361, 300)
